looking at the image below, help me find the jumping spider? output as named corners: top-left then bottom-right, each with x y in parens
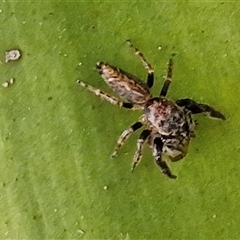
top-left (77, 40), bottom-right (225, 179)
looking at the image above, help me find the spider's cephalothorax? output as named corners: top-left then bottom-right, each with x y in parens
top-left (77, 40), bottom-right (225, 179)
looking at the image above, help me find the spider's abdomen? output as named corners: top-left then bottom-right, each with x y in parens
top-left (145, 97), bottom-right (194, 137)
top-left (96, 62), bottom-right (151, 104)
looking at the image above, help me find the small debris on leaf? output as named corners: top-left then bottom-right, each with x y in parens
top-left (77, 229), bottom-right (85, 235)
top-left (9, 78), bottom-right (14, 85)
top-left (2, 78), bottom-right (15, 88)
top-left (5, 49), bottom-right (21, 63)
top-left (2, 81), bottom-right (9, 88)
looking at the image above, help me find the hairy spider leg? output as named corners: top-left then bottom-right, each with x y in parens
top-left (131, 129), bottom-right (151, 172)
top-left (169, 151), bottom-right (187, 162)
top-left (176, 98), bottom-right (226, 120)
top-left (77, 80), bottom-right (141, 110)
top-left (126, 39), bottom-right (154, 88)
top-left (160, 58), bottom-right (173, 97)
top-left (153, 137), bottom-right (177, 179)
top-left (111, 121), bottom-right (143, 158)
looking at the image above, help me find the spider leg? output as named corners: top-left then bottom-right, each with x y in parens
top-left (168, 151), bottom-right (187, 162)
top-left (131, 129), bottom-right (151, 172)
top-left (77, 80), bottom-right (141, 110)
top-left (126, 39), bottom-right (154, 88)
top-left (176, 98), bottom-right (226, 120)
top-left (111, 121), bottom-right (143, 158)
top-left (160, 58), bottom-right (173, 97)
top-left (153, 137), bottom-right (177, 179)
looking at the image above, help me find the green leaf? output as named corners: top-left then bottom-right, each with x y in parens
top-left (1, 1), bottom-right (240, 239)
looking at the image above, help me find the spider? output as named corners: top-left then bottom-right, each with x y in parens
top-left (77, 40), bottom-right (225, 179)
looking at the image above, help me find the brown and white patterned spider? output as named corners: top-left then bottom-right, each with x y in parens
top-left (77, 40), bottom-right (225, 179)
